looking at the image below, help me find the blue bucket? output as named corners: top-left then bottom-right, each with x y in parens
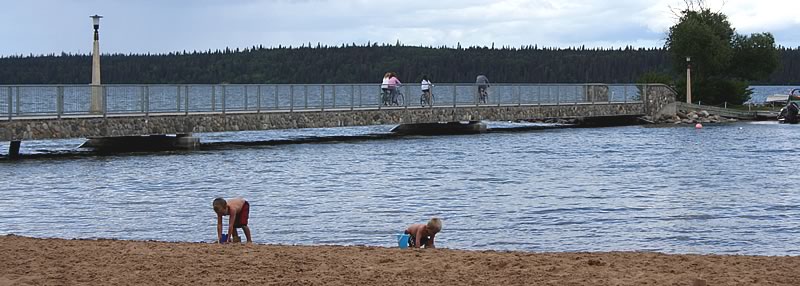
top-left (220, 233), bottom-right (228, 244)
top-left (396, 234), bottom-right (410, 249)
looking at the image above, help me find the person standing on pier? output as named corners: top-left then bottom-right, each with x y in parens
top-left (476, 74), bottom-right (490, 103)
top-left (388, 72), bottom-right (402, 105)
top-left (381, 72), bottom-right (392, 105)
top-left (421, 75), bottom-right (433, 106)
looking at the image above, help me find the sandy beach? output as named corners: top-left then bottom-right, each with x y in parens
top-left (2, 235), bottom-right (799, 285)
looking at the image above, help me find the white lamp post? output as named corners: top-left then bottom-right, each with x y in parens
top-left (90, 15), bottom-right (103, 113)
top-left (686, 56), bottom-right (692, 104)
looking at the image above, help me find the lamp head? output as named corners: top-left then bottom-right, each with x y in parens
top-left (91, 15), bottom-right (103, 29)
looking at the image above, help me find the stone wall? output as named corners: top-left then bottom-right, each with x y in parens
top-left (643, 85), bottom-right (677, 118)
top-left (0, 103), bottom-right (639, 141)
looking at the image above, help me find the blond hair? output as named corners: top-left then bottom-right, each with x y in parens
top-left (212, 197), bottom-right (227, 213)
top-left (427, 217), bottom-right (442, 232)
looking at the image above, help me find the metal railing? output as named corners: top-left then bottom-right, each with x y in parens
top-left (0, 83), bottom-right (658, 120)
top-left (675, 102), bottom-right (757, 120)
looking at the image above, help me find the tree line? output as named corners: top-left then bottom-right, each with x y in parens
top-left (0, 43), bottom-right (798, 86)
top-left (666, 2), bottom-right (781, 105)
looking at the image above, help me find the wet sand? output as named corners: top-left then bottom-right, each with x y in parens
top-left (2, 235), bottom-right (799, 285)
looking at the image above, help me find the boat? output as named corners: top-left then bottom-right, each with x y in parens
top-left (776, 89), bottom-right (800, 124)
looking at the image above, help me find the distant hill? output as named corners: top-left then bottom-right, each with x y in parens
top-left (1, 44), bottom-right (798, 85)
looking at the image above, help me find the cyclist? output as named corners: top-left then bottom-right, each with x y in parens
top-left (420, 75), bottom-right (433, 106)
top-left (476, 74), bottom-right (490, 103)
top-left (387, 72), bottom-right (402, 105)
top-left (381, 72), bottom-right (392, 106)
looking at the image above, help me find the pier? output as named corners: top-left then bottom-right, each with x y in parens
top-left (1, 83), bottom-right (676, 157)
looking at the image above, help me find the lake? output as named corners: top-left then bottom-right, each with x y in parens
top-left (1, 120), bottom-right (799, 255)
top-left (749, 85), bottom-right (800, 104)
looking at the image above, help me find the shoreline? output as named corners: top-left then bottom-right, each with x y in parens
top-left (2, 235), bottom-right (799, 285)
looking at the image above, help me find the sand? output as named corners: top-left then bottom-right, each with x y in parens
top-left (2, 235), bottom-right (799, 286)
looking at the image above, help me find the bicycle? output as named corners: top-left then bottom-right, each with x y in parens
top-left (381, 88), bottom-right (392, 106)
top-left (381, 87), bottom-right (404, 106)
top-left (478, 86), bottom-right (489, 104)
top-left (393, 89), bottom-right (405, 106)
top-left (420, 89), bottom-right (434, 107)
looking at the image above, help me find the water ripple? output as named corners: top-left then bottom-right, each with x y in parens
top-left (2, 122), bottom-right (800, 255)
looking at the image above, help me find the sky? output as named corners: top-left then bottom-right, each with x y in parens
top-left (1, 0), bottom-right (799, 56)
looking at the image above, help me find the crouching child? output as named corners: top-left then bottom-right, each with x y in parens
top-left (213, 197), bottom-right (252, 243)
top-left (404, 217), bottom-right (442, 248)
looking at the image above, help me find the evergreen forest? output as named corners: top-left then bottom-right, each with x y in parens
top-left (1, 44), bottom-right (798, 85)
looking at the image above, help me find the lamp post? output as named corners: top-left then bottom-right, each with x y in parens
top-left (686, 56), bottom-right (692, 104)
top-left (90, 15), bottom-right (103, 113)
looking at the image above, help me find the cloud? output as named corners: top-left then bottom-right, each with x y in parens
top-left (723, 1), bottom-right (800, 33)
top-left (239, 0), bottom-right (669, 48)
top-left (0, 0), bottom-right (799, 55)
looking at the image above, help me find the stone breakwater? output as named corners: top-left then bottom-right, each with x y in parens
top-left (645, 109), bottom-right (739, 124)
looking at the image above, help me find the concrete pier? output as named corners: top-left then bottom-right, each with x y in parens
top-left (390, 121), bottom-right (487, 135)
top-left (8, 141), bottom-right (21, 159)
top-left (0, 84), bottom-right (677, 142)
top-left (175, 133), bottom-right (200, 149)
top-left (80, 134), bottom-right (200, 152)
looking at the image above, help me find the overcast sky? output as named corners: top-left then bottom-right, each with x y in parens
top-left (1, 0), bottom-right (799, 56)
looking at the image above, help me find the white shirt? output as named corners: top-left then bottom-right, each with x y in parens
top-left (381, 77), bottom-right (390, 89)
top-left (421, 80), bottom-right (432, 91)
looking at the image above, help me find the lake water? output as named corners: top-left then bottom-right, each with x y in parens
top-left (749, 85), bottom-right (800, 104)
top-left (1, 121), bottom-right (799, 256)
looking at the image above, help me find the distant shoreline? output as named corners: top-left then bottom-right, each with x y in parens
top-left (2, 235), bottom-right (799, 285)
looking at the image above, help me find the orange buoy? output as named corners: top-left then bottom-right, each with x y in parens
top-left (695, 123), bottom-right (703, 129)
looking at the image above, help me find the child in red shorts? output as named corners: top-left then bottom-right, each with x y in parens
top-left (213, 197), bottom-right (252, 243)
